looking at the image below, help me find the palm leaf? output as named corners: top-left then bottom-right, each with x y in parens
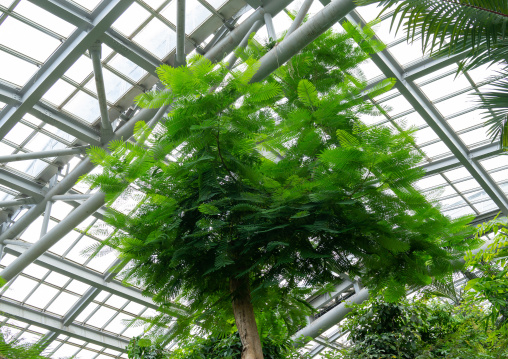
top-left (475, 68), bottom-right (508, 150)
top-left (356, 0), bottom-right (508, 55)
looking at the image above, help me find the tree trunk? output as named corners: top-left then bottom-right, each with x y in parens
top-left (230, 276), bottom-right (264, 359)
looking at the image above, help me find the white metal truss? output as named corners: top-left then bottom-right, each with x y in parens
top-left (0, 0), bottom-right (505, 357)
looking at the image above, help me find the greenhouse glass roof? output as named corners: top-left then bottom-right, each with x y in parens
top-left (0, 0), bottom-right (505, 358)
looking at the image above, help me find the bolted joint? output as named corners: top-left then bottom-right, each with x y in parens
top-left (89, 40), bottom-right (102, 56)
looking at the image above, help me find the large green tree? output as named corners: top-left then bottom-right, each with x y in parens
top-left (84, 25), bottom-right (474, 359)
top-left (357, 0), bottom-right (508, 149)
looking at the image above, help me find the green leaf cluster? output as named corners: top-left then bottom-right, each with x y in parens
top-left (0, 328), bottom-right (53, 359)
top-left (340, 296), bottom-right (508, 359)
top-left (86, 25), bottom-right (475, 341)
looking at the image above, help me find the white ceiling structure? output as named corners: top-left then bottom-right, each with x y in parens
top-left (0, 0), bottom-right (505, 358)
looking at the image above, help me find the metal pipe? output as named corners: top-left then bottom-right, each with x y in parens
top-left (52, 194), bottom-right (93, 201)
top-left (0, 198), bottom-right (32, 208)
top-left (204, 0), bottom-right (293, 62)
top-left (2, 240), bottom-right (30, 247)
top-left (263, 12), bottom-right (276, 40)
top-left (251, 0), bottom-right (356, 84)
top-left (147, 104), bottom-right (171, 129)
top-left (225, 20), bottom-right (262, 70)
top-left (291, 288), bottom-right (369, 346)
top-left (0, 146), bottom-right (88, 163)
top-left (175, 0), bottom-right (186, 67)
top-left (40, 174), bottom-right (57, 238)
top-left (286, 0), bottom-right (314, 37)
top-left (0, 192), bottom-right (106, 283)
top-left (90, 41), bottom-right (114, 141)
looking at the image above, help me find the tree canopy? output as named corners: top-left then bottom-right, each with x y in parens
top-left (84, 23), bottom-right (476, 357)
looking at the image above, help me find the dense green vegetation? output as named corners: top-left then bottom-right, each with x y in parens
top-left (85, 21), bottom-right (477, 358)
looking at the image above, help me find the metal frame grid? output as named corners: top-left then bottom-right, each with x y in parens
top-left (0, 0), bottom-right (505, 357)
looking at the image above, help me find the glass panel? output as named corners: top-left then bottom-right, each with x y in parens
top-left (69, 0), bottom-right (102, 11)
top-left (2, 276), bottom-right (38, 302)
top-left (84, 69), bottom-right (132, 103)
top-left (420, 73), bottom-right (471, 101)
top-left (64, 55), bottom-right (93, 83)
top-left (389, 38), bottom-right (425, 66)
top-left (108, 53), bottom-right (147, 82)
top-left (86, 306), bottom-right (116, 328)
top-left (43, 79), bottom-right (76, 107)
top-left (459, 127), bottom-right (490, 148)
top-left (15, 1), bottom-right (76, 37)
top-left (112, 2), bottom-right (151, 37)
top-left (447, 109), bottom-right (485, 132)
top-left (63, 91), bottom-right (100, 123)
top-left (25, 284), bottom-right (59, 308)
top-left (0, 50), bottom-right (38, 86)
top-left (0, 17), bottom-right (61, 62)
top-left (133, 18), bottom-right (176, 59)
top-left (47, 292), bottom-right (80, 316)
top-left (434, 91), bottom-right (475, 118)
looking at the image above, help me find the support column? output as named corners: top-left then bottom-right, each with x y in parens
top-left (90, 41), bottom-right (114, 141)
top-left (263, 11), bottom-right (276, 40)
top-left (40, 174), bottom-right (57, 238)
top-left (225, 20), bottom-right (262, 69)
top-left (175, 0), bottom-right (186, 67)
top-left (286, 0), bottom-right (313, 37)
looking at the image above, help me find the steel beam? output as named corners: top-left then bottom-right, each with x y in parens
top-left (0, 169), bottom-right (47, 200)
top-left (0, 0), bottom-right (135, 141)
top-left (90, 41), bottom-right (114, 140)
top-left (63, 287), bottom-right (101, 327)
top-left (204, 0), bottom-right (294, 63)
top-left (263, 12), bottom-right (276, 40)
top-left (421, 142), bottom-right (502, 176)
top-left (225, 20), bottom-right (262, 69)
top-left (286, 0), bottom-right (313, 37)
top-left (292, 288), bottom-right (369, 345)
top-left (31, 105), bottom-right (102, 146)
top-left (0, 198), bottom-right (34, 208)
top-left (0, 146), bottom-right (88, 163)
top-left (404, 52), bottom-right (467, 81)
top-left (0, 193), bottom-right (106, 280)
top-left (103, 30), bottom-right (161, 75)
top-left (175, 0), bottom-right (186, 67)
top-left (52, 194), bottom-right (93, 201)
top-left (251, 0), bottom-right (356, 83)
top-left (307, 280), bottom-right (353, 310)
top-left (0, 299), bottom-right (129, 352)
top-left (0, 81), bottom-right (101, 145)
top-left (27, 0), bottom-right (91, 29)
top-left (244, 0), bottom-right (263, 8)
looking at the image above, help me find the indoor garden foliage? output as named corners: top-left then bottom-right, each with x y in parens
top-left (339, 217), bottom-right (508, 359)
top-left (357, 0), bottom-right (508, 150)
top-left (0, 328), bottom-right (51, 359)
top-left (84, 23), bottom-right (475, 359)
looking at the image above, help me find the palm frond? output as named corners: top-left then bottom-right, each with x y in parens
top-left (475, 68), bottom-right (508, 150)
top-left (356, 0), bottom-right (508, 55)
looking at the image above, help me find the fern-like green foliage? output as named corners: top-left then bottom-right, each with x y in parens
top-left (355, 0), bottom-right (508, 149)
top-left (85, 25), bottom-right (475, 342)
top-left (0, 329), bottom-right (51, 359)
